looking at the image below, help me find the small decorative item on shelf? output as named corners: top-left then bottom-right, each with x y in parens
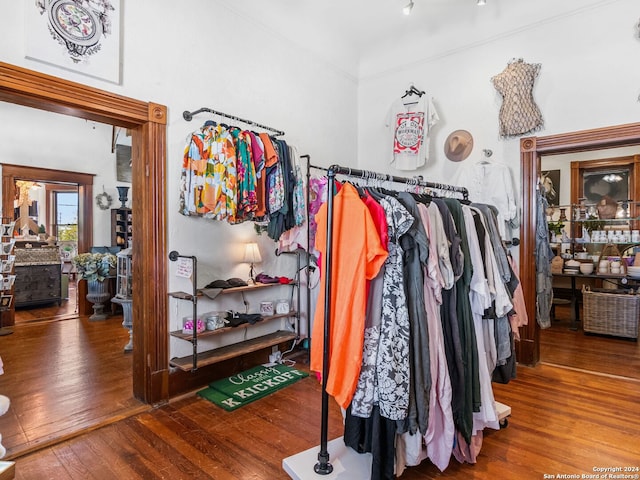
top-left (1, 256), bottom-right (14, 274)
top-left (596, 195), bottom-right (618, 219)
top-left (1, 275), bottom-right (16, 291)
top-left (548, 220), bottom-right (564, 243)
top-left (116, 186), bottom-right (129, 208)
top-left (558, 207), bottom-right (568, 222)
top-left (204, 311), bottom-right (227, 331)
top-left (260, 301), bottom-right (274, 315)
top-left (1, 240), bottom-right (15, 256)
top-left (551, 256), bottom-right (564, 274)
top-left (616, 199), bottom-right (631, 219)
top-left (0, 295), bottom-right (12, 309)
top-left (0, 222), bottom-right (15, 237)
top-left (275, 299), bottom-right (290, 314)
top-left (579, 263), bottom-right (594, 275)
top-left (72, 252), bottom-right (117, 321)
top-left (182, 316), bottom-right (205, 334)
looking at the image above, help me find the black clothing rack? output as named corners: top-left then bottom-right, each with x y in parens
top-left (310, 164), bottom-right (468, 475)
top-left (182, 107), bottom-right (285, 136)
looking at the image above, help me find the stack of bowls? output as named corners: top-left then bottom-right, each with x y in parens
top-left (627, 265), bottom-right (640, 279)
top-left (579, 263), bottom-right (594, 275)
top-left (563, 259), bottom-right (581, 275)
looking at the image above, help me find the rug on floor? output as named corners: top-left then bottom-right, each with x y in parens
top-left (197, 363), bottom-right (308, 411)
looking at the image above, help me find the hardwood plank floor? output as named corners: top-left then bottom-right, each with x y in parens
top-left (10, 362), bottom-right (640, 479)
top-left (2, 286), bottom-right (639, 478)
top-left (540, 303), bottom-right (640, 380)
top-left (0, 311), bottom-right (144, 459)
top-left (13, 278), bottom-right (78, 325)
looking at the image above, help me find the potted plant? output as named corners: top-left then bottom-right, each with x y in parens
top-left (72, 252), bottom-right (117, 282)
top-left (72, 252), bottom-right (117, 320)
top-left (548, 220), bottom-right (565, 243)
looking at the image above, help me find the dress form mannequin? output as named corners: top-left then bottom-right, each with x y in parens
top-left (491, 58), bottom-right (543, 138)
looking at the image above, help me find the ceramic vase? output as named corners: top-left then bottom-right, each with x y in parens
top-left (116, 186), bottom-right (129, 208)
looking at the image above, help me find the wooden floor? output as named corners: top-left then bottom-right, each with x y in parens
top-left (2, 296), bottom-right (639, 478)
top-left (12, 278), bottom-right (79, 325)
top-left (0, 307), bottom-right (143, 459)
top-left (9, 362), bottom-right (640, 479)
top-left (540, 303), bottom-right (640, 380)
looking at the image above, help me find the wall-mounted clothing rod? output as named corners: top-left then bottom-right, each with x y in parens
top-left (183, 107), bottom-right (285, 136)
top-left (321, 164), bottom-right (469, 200)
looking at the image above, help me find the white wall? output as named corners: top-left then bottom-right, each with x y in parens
top-left (358, 0), bottom-right (640, 226)
top-left (0, 0), bottom-right (358, 357)
top-left (4, 0), bottom-right (639, 358)
top-left (0, 103), bottom-right (122, 246)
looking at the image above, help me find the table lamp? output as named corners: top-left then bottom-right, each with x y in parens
top-left (243, 242), bottom-right (262, 284)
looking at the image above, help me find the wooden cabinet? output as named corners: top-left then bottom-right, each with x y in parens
top-left (14, 263), bottom-right (61, 308)
top-left (111, 208), bottom-right (132, 249)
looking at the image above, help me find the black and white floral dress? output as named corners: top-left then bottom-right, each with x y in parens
top-left (350, 196), bottom-right (413, 421)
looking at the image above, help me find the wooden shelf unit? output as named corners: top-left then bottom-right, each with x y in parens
top-left (169, 312), bottom-right (296, 340)
top-left (168, 264), bottom-right (300, 372)
top-left (168, 281), bottom-right (297, 301)
top-left (111, 207), bottom-right (132, 249)
top-left (170, 330), bottom-right (297, 372)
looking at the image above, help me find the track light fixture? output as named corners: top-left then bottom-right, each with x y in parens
top-left (403, 0), bottom-right (414, 15)
top-left (477, 0), bottom-right (487, 5)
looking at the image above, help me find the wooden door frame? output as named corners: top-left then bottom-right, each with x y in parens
top-left (2, 164), bottom-right (93, 254)
top-left (0, 62), bottom-right (168, 404)
top-left (519, 123), bottom-right (640, 365)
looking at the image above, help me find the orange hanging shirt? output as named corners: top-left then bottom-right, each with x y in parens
top-left (310, 183), bottom-right (388, 409)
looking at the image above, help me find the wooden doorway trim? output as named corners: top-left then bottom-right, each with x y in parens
top-left (0, 62), bottom-right (168, 404)
top-left (519, 123), bottom-right (640, 365)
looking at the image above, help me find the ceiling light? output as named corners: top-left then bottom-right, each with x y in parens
top-left (403, 1), bottom-right (414, 15)
top-left (477, 0), bottom-right (487, 5)
top-left (603, 174), bottom-right (622, 183)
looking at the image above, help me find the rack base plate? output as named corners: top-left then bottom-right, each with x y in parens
top-left (283, 438), bottom-right (371, 480)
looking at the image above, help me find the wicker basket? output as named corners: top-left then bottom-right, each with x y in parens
top-left (582, 286), bottom-right (639, 339)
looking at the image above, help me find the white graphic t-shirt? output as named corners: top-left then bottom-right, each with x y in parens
top-left (386, 96), bottom-right (439, 171)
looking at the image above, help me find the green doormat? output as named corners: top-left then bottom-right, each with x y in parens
top-left (197, 364), bottom-right (308, 411)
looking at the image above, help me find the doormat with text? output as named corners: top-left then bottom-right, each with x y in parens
top-left (197, 364), bottom-right (308, 411)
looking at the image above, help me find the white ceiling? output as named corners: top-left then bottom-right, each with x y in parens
top-left (218, 0), bottom-right (615, 79)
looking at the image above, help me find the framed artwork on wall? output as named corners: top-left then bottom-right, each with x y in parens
top-left (541, 169), bottom-right (560, 206)
top-left (582, 169), bottom-right (630, 205)
top-left (116, 145), bottom-right (132, 183)
top-left (25, 0), bottom-right (122, 84)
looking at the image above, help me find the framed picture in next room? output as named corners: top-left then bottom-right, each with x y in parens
top-left (541, 169), bottom-right (560, 206)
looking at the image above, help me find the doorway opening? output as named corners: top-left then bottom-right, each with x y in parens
top-left (11, 178), bottom-right (80, 324)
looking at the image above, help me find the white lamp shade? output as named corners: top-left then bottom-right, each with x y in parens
top-left (243, 243), bottom-right (262, 264)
